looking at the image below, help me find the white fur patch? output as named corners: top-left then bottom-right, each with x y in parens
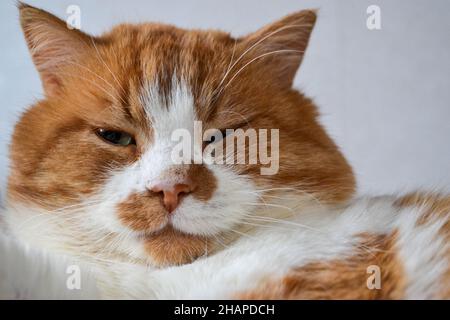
top-left (0, 232), bottom-right (99, 299)
top-left (394, 205), bottom-right (449, 299)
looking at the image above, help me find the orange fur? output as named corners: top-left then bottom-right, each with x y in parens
top-left (237, 232), bottom-right (405, 299)
top-left (143, 227), bottom-right (209, 266)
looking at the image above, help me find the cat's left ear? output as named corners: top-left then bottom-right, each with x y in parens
top-left (18, 2), bottom-right (93, 97)
top-left (238, 10), bottom-right (317, 88)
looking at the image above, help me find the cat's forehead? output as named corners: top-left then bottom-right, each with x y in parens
top-left (105, 23), bottom-right (235, 74)
top-left (72, 26), bottom-right (247, 130)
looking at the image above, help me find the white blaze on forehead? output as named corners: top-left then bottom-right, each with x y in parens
top-left (138, 77), bottom-right (198, 185)
top-left (142, 77), bottom-right (197, 142)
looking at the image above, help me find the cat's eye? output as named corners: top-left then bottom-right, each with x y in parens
top-left (95, 128), bottom-right (136, 146)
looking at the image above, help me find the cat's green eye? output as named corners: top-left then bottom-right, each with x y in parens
top-left (95, 128), bottom-right (136, 146)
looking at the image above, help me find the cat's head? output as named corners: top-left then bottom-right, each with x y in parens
top-left (6, 3), bottom-right (355, 266)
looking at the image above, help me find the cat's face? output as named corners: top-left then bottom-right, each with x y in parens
top-left (7, 4), bottom-right (354, 266)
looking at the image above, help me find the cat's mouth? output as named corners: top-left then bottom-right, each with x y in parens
top-left (136, 219), bottom-right (188, 239)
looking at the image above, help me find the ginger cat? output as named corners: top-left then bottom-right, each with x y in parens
top-left (1, 3), bottom-right (448, 299)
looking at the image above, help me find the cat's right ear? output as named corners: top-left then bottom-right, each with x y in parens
top-left (18, 2), bottom-right (92, 97)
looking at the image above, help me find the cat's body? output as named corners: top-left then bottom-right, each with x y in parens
top-left (1, 3), bottom-right (449, 299)
top-left (3, 194), bottom-right (449, 299)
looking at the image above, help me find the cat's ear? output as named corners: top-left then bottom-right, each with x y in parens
top-left (238, 10), bottom-right (317, 88)
top-left (18, 2), bottom-right (92, 96)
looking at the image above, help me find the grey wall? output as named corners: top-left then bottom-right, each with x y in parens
top-left (1, 0), bottom-right (449, 201)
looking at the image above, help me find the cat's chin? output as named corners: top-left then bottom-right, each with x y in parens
top-left (141, 225), bottom-right (210, 267)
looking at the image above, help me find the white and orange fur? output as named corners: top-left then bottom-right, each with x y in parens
top-left (0, 3), bottom-right (449, 299)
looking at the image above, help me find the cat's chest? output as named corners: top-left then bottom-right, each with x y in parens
top-left (125, 198), bottom-right (401, 299)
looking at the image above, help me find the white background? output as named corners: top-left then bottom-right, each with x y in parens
top-left (0, 0), bottom-right (449, 202)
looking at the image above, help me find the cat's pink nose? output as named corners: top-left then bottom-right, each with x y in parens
top-left (150, 182), bottom-right (195, 213)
